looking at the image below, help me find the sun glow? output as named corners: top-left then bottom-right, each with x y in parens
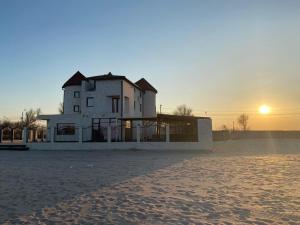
top-left (259, 105), bottom-right (271, 115)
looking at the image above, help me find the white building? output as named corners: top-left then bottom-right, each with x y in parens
top-left (37, 71), bottom-right (213, 150)
top-left (39, 71), bottom-right (158, 142)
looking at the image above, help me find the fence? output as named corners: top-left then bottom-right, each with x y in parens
top-left (0, 127), bottom-right (23, 143)
top-left (82, 126), bottom-right (109, 142)
top-left (27, 128), bottom-right (49, 143)
top-left (140, 123), bottom-right (166, 142)
top-left (213, 130), bottom-right (300, 141)
top-left (1, 121), bottom-right (206, 144)
top-left (169, 122), bottom-right (198, 142)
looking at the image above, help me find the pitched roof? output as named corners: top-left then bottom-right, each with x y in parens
top-left (88, 72), bottom-right (126, 81)
top-left (62, 71), bottom-right (86, 88)
top-left (62, 71), bottom-right (153, 92)
top-left (135, 78), bottom-right (157, 93)
top-left (88, 72), bottom-right (142, 90)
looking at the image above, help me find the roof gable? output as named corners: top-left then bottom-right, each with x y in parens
top-left (62, 71), bottom-right (86, 88)
top-left (135, 78), bottom-right (157, 93)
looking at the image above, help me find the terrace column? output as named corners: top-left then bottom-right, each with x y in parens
top-left (107, 125), bottom-right (111, 143)
top-left (35, 129), bottom-right (38, 142)
top-left (1, 129), bottom-right (4, 143)
top-left (166, 124), bottom-right (170, 143)
top-left (78, 126), bottom-right (83, 143)
top-left (11, 129), bottom-right (14, 143)
top-left (22, 127), bottom-right (28, 144)
top-left (136, 125), bottom-right (141, 143)
top-left (50, 127), bottom-right (55, 143)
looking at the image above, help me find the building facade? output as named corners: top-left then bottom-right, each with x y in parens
top-left (39, 71), bottom-right (158, 142)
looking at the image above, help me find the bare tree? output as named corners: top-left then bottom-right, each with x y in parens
top-left (237, 114), bottom-right (249, 131)
top-left (23, 108), bottom-right (41, 129)
top-left (0, 117), bottom-right (13, 128)
top-left (58, 102), bottom-right (64, 114)
top-left (220, 124), bottom-right (229, 131)
top-left (174, 105), bottom-right (193, 116)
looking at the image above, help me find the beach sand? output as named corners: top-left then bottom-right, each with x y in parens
top-left (1, 139), bottom-right (299, 224)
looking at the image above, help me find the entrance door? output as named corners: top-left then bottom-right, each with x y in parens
top-left (92, 118), bottom-right (104, 142)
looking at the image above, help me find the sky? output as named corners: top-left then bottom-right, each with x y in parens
top-left (0, 0), bottom-right (300, 130)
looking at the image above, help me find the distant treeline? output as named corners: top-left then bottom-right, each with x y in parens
top-left (213, 130), bottom-right (300, 141)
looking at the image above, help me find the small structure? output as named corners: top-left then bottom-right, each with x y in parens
top-left (26, 71), bottom-right (212, 151)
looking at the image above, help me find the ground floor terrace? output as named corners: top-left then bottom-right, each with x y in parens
top-left (0, 114), bottom-right (213, 151)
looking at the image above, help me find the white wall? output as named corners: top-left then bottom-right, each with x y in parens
top-left (28, 142), bottom-right (212, 151)
top-left (63, 86), bottom-right (81, 114)
top-left (122, 81), bottom-right (143, 118)
top-left (80, 80), bottom-right (122, 118)
top-left (62, 78), bottom-right (155, 121)
top-left (197, 118), bottom-right (213, 150)
top-left (142, 91), bottom-right (156, 117)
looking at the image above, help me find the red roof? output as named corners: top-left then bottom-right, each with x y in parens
top-left (135, 78), bottom-right (157, 93)
top-left (62, 71), bottom-right (86, 88)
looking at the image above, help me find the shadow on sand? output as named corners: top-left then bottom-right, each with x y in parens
top-left (0, 149), bottom-right (208, 222)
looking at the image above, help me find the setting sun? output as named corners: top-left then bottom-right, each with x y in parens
top-left (259, 105), bottom-right (271, 115)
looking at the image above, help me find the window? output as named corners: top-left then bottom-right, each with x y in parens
top-left (57, 123), bottom-right (75, 135)
top-left (124, 97), bottom-right (129, 114)
top-left (73, 105), bottom-right (80, 112)
top-left (74, 91), bottom-right (80, 98)
top-left (86, 97), bottom-right (94, 107)
top-left (140, 103), bottom-right (142, 112)
top-left (86, 80), bottom-right (96, 91)
top-left (112, 97), bottom-right (119, 113)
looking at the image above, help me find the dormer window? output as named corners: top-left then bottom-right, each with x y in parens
top-left (86, 80), bottom-right (96, 91)
top-left (74, 91), bottom-right (80, 98)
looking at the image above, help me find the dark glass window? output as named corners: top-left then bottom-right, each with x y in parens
top-left (86, 97), bottom-right (94, 107)
top-left (73, 105), bottom-right (80, 112)
top-left (74, 91), bottom-right (80, 98)
top-left (57, 123), bottom-right (75, 135)
top-left (112, 97), bottom-right (119, 113)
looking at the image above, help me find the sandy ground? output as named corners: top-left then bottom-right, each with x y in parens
top-left (0, 139), bottom-right (300, 224)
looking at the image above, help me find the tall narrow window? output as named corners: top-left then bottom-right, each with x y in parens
top-left (112, 97), bottom-right (119, 113)
top-left (73, 105), bottom-right (80, 112)
top-left (140, 104), bottom-right (142, 112)
top-left (124, 97), bottom-right (129, 114)
top-left (86, 97), bottom-right (94, 107)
